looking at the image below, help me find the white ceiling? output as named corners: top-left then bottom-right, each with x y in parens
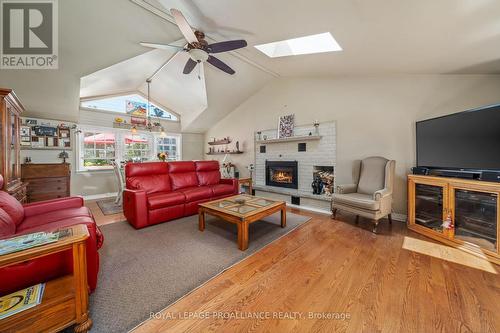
top-left (151, 0), bottom-right (500, 76)
top-left (2, 0), bottom-right (500, 132)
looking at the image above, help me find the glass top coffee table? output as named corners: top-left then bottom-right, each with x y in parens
top-left (198, 194), bottom-right (287, 251)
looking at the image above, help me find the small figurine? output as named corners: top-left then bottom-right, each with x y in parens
top-left (311, 175), bottom-right (324, 195)
top-left (236, 141), bottom-right (240, 152)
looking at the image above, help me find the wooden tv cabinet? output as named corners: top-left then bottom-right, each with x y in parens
top-left (408, 175), bottom-right (500, 265)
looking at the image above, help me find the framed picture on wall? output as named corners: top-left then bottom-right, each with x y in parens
top-left (278, 114), bottom-right (295, 138)
top-left (21, 136), bottom-right (31, 146)
top-left (20, 126), bottom-right (31, 137)
top-left (31, 137), bottom-right (45, 148)
top-left (58, 127), bottom-right (70, 138)
top-left (46, 137), bottom-right (53, 147)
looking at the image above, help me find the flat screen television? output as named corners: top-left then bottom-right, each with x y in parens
top-left (416, 104), bottom-right (500, 171)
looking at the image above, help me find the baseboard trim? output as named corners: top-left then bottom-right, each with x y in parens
top-left (287, 203), bottom-right (331, 215)
top-left (82, 192), bottom-right (117, 201)
top-left (391, 213), bottom-right (407, 222)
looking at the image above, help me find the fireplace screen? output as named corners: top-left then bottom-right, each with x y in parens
top-left (266, 161), bottom-right (298, 189)
top-left (271, 168), bottom-right (294, 184)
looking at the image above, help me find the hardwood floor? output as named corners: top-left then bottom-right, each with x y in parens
top-left (96, 209), bottom-right (498, 333)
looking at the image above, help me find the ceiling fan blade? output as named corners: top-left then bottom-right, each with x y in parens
top-left (207, 55), bottom-right (235, 75)
top-left (207, 40), bottom-right (247, 53)
top-left (183, 58), bottom-right (198, 74)
top-left (170, 9), bottom-right (198, 44)
top-left (140, 42), bottom-right (185, 51)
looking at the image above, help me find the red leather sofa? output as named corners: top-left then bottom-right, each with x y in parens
top-left (0, 176), bottom-right (103, 295)
top-left (123, 160), bottom-right (238, 229)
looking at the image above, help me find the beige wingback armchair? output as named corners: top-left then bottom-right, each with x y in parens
top-left (331, 156), bottom-right (395, 233)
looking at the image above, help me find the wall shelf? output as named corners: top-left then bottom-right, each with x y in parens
top-left (206, 151), bottom-right (243, 155)
top-left (21, 146), bottom-right (71, 151)
top-left (256, 135), bottom-right (321, 144)
top-left (208, 139), bottom-right (232, 145)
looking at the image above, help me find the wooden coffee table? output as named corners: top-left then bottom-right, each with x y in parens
top-left (198, 194), bottom-right (286, 251)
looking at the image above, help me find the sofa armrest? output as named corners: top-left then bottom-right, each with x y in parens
top-left (336, 184), bottom-right (357, 194)
top-left (373, 188), bottom-right (392, 201)
top-left (23, 196), bottom-right (84, 217)
top-left (123, 189), bottom-right (148, 229)
top-left (220, 178), bottom-right (238, 194)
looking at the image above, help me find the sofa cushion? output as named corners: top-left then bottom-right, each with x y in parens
top-left (210, 184), bottom-right (235, 197)
top-left (0, 208), bottom-right (15, 238)
top-left (179, 186), bottom-right (212, 202)
top-left (0, 191), bottom-right (24, 226)
top-left (196, 161), bottom-right (220, 186)
top-left (147, 192), bottom-right (186, 210)
top-left (17, 207), bottom-right (93, 232)
top-left (127, 174), bottom-right (172, 194)
top-left (170, 173), bottom-right (198, 190)
top-left (357, 157), bottom-right (387, 195)
top-left (125, 162), bottom-right (168, 177)
top-left (168, 161), bottom-right (196, 173)
top-left (333, 193), bottom-right (380, 211)
top-left (168, 161), bottom-right (198, 190)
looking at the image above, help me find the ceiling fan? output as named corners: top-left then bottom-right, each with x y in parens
top-left (140, 8), bottom-right (247, 75)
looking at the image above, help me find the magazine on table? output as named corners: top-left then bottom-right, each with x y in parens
top-left (0, 231), bottom-right (60, 256)
top-left (0, 283), bottom-right (45, 320)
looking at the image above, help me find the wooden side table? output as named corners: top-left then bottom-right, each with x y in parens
top-left (238, 178), bottom-right (253, 195)
top-left (0, 224), bottom-right (92, 333)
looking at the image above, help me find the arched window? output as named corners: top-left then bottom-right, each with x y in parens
top-left (81, 94), bottom-right (178, 121)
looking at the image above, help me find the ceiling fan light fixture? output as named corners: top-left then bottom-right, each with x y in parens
top-left (188, 49), bottom-right (209, 63)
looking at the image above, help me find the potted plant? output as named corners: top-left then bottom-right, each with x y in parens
top-left (157, 152), bottom-right (168, 161)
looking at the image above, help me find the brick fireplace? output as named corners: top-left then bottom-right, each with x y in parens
top-left (254, 121), bottom-right (336, 212)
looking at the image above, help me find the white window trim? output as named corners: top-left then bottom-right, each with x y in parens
top-left (76, 125), bottom-right (182, 172)
top-left (155, 134), bottom-right (182, 161)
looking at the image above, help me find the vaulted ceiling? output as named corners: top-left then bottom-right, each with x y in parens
top-left (1, 0), bottom-right (500, 132)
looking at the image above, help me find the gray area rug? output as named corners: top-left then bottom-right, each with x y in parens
top-left (89, 212), bottom-right (310, 333)
top-left (96, 199), bottom-right (123, 215)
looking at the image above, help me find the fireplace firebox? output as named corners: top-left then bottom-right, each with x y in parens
top-left (266, 161), bottom-right (298, 189)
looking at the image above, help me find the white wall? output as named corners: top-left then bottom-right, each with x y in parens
top-left (204, 75), bottom-right (500, 214)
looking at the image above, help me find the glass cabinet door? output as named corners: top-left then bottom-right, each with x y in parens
top-left (453, 189), bottom-right (497, 252)
top-left (413, 183), bottom-right (447, 233)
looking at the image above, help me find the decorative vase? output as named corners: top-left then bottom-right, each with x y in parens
top-left (313, 121), bottom-right (320, 136)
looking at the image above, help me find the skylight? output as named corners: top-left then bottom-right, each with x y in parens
top-left (254, 32), bottom-right (342, 58)
top-left (81, 94), bottom-right (178, 121)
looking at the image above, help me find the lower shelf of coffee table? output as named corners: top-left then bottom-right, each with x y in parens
top-left (0, 275), bottom-right (76, 333)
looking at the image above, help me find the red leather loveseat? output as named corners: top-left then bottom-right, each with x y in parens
top-left (0, 176), bottom-right (103, 295)
top-left (123, 160), bottom-right (238, 229)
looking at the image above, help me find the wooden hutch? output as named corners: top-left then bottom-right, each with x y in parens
top-left (408, 174), bottom-right (500, 265)
top-left (0, 89), bottom-right (27, 202)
